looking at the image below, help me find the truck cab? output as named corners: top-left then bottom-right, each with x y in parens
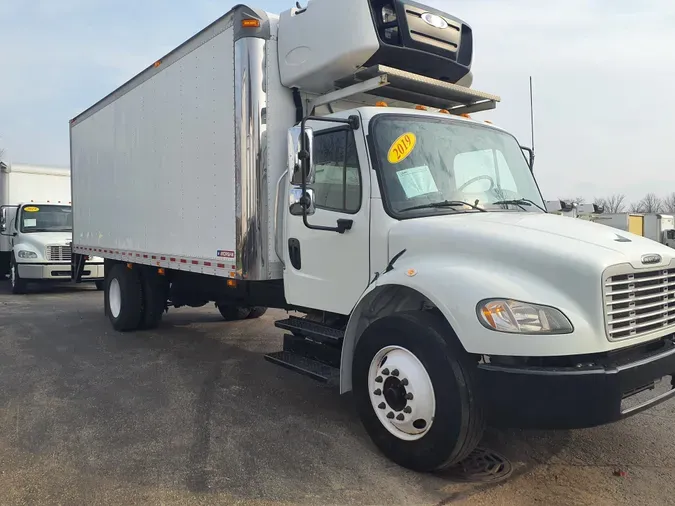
top-left (1, 202), bottom-right (104, 293)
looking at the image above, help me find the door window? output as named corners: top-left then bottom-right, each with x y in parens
top-left (311, 129), bottom-right (361, 213)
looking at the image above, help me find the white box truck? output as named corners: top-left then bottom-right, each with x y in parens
top-left (596, 213), bottom-right (675, 248)
top-left (69, 0), bottom-right (675, 472)
top-left (0, 162), bottom-right (104, 293)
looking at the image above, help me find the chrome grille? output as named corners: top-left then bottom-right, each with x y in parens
top-left (46, 245), bottom-right (72, 262)
top-left (604, 267), bottom-right (675, 340)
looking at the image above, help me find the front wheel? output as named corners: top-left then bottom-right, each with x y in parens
top-left (10, 257), bottom-right (27, 295)
top-left (352, 311), bottom-right (484, 472)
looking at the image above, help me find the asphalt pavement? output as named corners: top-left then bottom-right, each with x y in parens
top-left (1, 279), bottom-right (674, 505)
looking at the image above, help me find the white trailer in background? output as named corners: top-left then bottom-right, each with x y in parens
top-left (0, 162), bottom-right (104, 293)
top-left (595, 213), bottom-right (675, 248)
top-left (70, 0), bottom-right (675, 473)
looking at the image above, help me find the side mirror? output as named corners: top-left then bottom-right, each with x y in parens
top-left (520, 146), bottom-right (535, 171)
top-left (288, 126), bottom-right (314, 185)
top-left (289, 187), bottom-right (316, 216)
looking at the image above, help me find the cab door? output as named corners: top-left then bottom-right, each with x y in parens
top-left (283, 118), bottom-right (371, 315)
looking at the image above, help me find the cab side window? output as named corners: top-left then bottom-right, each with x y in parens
top-left (311, 129), bottom-right (361, 213)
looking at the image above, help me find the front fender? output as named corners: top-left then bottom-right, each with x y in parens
top-left (12, 243), bottom-right (45, 262)
top-left (340, 254), bottom-right (602, 393)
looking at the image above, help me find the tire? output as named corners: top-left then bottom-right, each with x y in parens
top-left (10, 257), bottom-right (27, 295)
top-left (95, 280), bottom-right (105, 291)
top-left (138, 269), bottom-right (168, 330)
top-left (217, 304), bottom-right (251, 321)
top-left (247, 307), bottom-right (268, 319)
top-left (106, 263), bottom-right (143, 332)
top-left (352, 310), bottom-right (484, 472)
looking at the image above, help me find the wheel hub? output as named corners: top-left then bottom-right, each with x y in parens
top-left (368, 345), bottom-right (436, 441)
top-left (383, 376), bottom-right (407, 412)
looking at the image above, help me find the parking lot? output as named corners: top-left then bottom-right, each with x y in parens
top-left (0, 280), bottom-right (674, 506)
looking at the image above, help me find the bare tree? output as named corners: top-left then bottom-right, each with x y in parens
top-left (632, 193), bottom-right (663, 213)
top-left (596, 193), bottom-right (626, 213)
top-left (629, 201), bottom-right (643, 213)
top-left (663, 193), bottom-right (675, 213)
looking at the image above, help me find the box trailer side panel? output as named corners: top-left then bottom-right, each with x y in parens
top-left (643, 214), bottom-right (658, 242)
top-left (5, 166), bottom-right (71, 205)
top-left (70, 26), bottom-right (236, 270)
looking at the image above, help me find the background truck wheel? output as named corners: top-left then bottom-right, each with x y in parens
top-left (10, 257), bottom-right (27, 295)
top-left (352, 311), bottom-right (485, 472)
top-left (138, 269), bottom-right (168, 330)
top-left (106, 264), bottom-right (143, 331)
top-left (247, 307), bottom-right (268, 319)
top-left (95, 280), bottom-right (105, 291)
top-left (217, 304), bottom-right (251, 321)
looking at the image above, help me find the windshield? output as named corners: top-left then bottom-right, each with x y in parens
top-left (370, 115), bottom-right (545, 217)
top-left (19, 204), bottom-right (72, 233)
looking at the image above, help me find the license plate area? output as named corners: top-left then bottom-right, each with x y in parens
top-left (620, 374), bottom-right (675, 415)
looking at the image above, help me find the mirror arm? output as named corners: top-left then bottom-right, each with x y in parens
top-left (299, 114), bottom-right (360, 234)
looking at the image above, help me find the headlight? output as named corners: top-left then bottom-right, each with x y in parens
top-left (477, 299), bottom-right (573, 334)
top-left (17, 250), bottom-right (38, 259)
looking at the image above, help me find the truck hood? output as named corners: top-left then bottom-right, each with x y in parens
top-left (388, 211), bottom-right (675, 272)
top-left (18, 231), bottom-right (72, 250)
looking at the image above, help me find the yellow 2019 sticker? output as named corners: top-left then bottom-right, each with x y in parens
top-left (24, 206), bottom-right (40, 212)
top-left (387, 132), bottom-right (417, 164)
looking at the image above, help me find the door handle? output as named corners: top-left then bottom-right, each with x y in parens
top-left (288, 238), bottom-right (301, 270)
top-left (336, 219), bottom-right (353, 234)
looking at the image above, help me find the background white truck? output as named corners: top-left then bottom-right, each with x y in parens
top-left (595, 213), bottom-right (675, 248)
top-left (0, 161), bottom-right (104, 293)
top-left (70, 0), bottom-right (675, 472)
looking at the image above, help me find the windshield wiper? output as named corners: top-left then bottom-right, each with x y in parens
top-left (400, 200), bottom-right (487, 213)
top-left (492, 198), bottom-right (546, 212)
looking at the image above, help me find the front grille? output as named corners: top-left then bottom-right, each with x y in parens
top-left (604, 266), bottom-right (675, 340)
top-left (46, 245), bottom-right (72, 262)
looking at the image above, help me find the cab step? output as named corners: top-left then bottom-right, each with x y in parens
top-left (274, 317), bottom-right (344, 345)
top-left (264, 351), bottom-right (339, 385)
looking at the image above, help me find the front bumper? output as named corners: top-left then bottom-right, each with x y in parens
top-left (479, 336), bottom-right (675, 430)
top-left (17, 262), bottom-right (105, 281)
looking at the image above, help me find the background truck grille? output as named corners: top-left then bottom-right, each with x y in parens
top-left (604, 267), bottom-right (675, 340)
top-left (46, 245), bottom-right (72, 262)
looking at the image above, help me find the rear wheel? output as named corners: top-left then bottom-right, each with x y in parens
top-left (10, 257), bottom-right (27, 295)
top-left (106, 263), bottom-right (143, 331)
top-left (352, 311), bottom-right (484, 472)
top-left (217, 304), bottom-right (251, 321)
top-left (247, 307), bottom-right (268, 319)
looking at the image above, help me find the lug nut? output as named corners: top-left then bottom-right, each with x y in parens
top-left (396, 413), bottom-right (404, 421)
top-left (386, 411), bottom-right (395, 419)
top-left (382, 368), bottom-right (390, 376)
top-left (375, 376), bottom-right (383, 383)
top-left (404, 406), bottom-right (412, 414)
top-left (405, 393), bottom-right (414, 400)
top-left (401, 378), bottom-right (408, 386)
top-left (378, 402), bottom-right (386, 409)
top-left (391, 369), bottom-right (399, 377)
top-left (373, 389), bottom-right (382, 396)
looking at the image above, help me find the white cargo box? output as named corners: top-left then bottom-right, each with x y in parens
top-left (70, 6), bottom-right (296, 281)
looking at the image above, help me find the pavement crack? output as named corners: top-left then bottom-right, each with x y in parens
top-left (186, 358), bottom-right (224, 493)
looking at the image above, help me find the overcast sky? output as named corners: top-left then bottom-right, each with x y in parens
top-left (1, 0), bottom-right (673, 204)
